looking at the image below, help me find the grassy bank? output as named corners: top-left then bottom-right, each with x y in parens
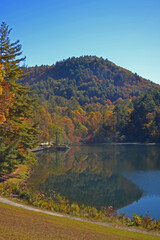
top-left (0, 201), bottom-right (160, 240)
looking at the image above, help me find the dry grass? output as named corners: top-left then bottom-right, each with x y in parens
top-left (0, 202), bottom-right (160, 240)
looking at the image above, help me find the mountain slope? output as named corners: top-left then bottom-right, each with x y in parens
top-left (23, 56), bottom-right (159, 105)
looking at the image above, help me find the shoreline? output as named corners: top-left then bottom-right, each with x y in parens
top-left (0, 196), bottom-right (160, 237)
top-left (1, 147), bottom-right (160, 233)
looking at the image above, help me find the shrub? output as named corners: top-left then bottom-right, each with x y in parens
top-left (132, 213), bottom-right (142, 226)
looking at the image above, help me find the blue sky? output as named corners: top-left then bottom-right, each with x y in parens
top-left (1, 0), bottom-right (160, 84)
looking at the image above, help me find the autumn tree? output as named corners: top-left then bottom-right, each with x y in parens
top-left (34, 106), bottom-right (52, 141)
top-left (87, 111), bottom-right (102, 135)
top-left (0, 22), bottom-right (39, 172)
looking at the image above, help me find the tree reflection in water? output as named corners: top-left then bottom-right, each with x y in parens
top-left (28, 144), bottom-right (160, 210)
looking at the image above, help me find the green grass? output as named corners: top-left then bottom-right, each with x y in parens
top-left (0, 202), bottom-right (159, 240)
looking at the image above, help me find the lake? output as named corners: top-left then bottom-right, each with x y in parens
top-left (28, 144), bottom-right (160, 219)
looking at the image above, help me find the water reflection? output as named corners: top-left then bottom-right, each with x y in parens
top-left (39, 170), bottom-right (141, 209)
top-left (28, 144), bottom-right (160, 215)
top-left (118, 170), bottom-right (160, 219)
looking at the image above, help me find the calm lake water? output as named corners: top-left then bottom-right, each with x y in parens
top-left (28, 144), bottom-right (160, 219)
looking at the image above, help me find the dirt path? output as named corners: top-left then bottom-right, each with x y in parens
top-left (0, 196), bottom-right (160, 237)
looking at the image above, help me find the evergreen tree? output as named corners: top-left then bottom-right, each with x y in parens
top-left (0, 22), bottom-right (39, 172)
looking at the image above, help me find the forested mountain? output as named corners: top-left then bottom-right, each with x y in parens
top-left (21, 56), bottom-right (160, 144)
top-left (1, 20), bottom-right (159, 174)
top-left (23, 56), bottom-right (158, 106)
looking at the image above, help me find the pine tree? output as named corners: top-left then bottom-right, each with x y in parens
top-left (0, 22), bottom-right (39, 172)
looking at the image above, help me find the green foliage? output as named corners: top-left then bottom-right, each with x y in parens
top-left (23, 56), bottom-right (157, 105)
top-left (0, 140), bottom-right (19, 172)
top-left (124, 89), bottom-right (160, 142)
top-left (132, 213), bottom-right (142, 226)
top-left (0, 22), bottom-right (39, 172)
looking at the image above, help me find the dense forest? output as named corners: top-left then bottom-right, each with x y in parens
top-left (23, 56), bottom-right (158, 105)
top-left (22, 56), bottom-right (160, 144)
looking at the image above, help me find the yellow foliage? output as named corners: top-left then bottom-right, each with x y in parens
top-left (0, 84), bottom-right (2, 95)
top-left (0, 64), bottom-right (5, 94)
top-left (78, 107), bottom-right (86, 115)
top-left (145, 120), bottom-right (153, 128)
top-left (104, 110), bottom-right (113, 119)
top-left (146, 112), bottom-right (154, 120)
top-left (127, 108), bottom-right (133, 115)
top-left (88, 111), bottom-right (95, 118)
top-left (0, 64), bottom-right (5, 83)
top-left (0, 114), bottom-right (6, 123)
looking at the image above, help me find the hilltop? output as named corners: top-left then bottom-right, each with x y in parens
top-left (23, 56), bottom-right (159, 105)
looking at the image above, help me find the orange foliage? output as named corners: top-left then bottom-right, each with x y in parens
top-left (61, 116), bottom-right (74, 136)
top-left (72, 107), bottom-right (88, 124)
top-left (104, 110), bottom-right (117, 128)
top-left (0, 114), bottom-right (6, 123)
top-left (88, 111), bottom-right (102, 133)
top-left (106, 99), bottom-right (113, 106)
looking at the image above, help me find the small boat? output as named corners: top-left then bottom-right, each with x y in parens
top-left (31, 143), bottom-right (70, 152)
